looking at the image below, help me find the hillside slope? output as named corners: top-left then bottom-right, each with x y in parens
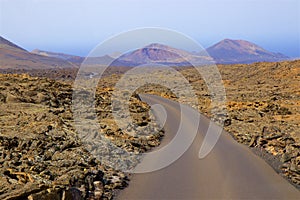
top-left (0, 36), bottom-right (76, 69)
top-left (206, 39), bottom-right (289, 64)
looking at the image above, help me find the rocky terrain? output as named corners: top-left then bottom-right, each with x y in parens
top-left (0, 74), bottom-right (164, 200)
top-left (0, 59), bottom-right (299, 199)
top-left (180, 60), bottom-right (300, 187)
top-left (223, 60), bottom-right (300, 187)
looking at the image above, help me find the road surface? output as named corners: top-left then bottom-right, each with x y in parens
top-left (116, 94), bottom-right (299, 200)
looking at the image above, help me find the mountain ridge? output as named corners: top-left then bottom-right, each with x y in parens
top-left (0, 36), bottom-right (291, 69)
top-left (0, 36), bottom-right (77, 69)
top-left (0, 36), bottom-right (26, 52)
top-left (31, 49), bottom-right (85, 64)
top-left (206, 39), bottom-right (289, 64)
top-left (112, 43), bottom-right (213, 66)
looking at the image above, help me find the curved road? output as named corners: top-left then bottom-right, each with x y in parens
top-left (116, 94), bottom-right (299, 200)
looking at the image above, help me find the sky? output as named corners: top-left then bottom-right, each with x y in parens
top-left (0, 0), bottom-right (299, 57)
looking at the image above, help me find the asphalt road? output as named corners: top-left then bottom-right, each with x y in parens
top-left (116, 94), bottom-right (299, 200)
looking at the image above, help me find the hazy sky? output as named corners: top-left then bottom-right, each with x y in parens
top-left (0, 0), bottom-right (299, 57)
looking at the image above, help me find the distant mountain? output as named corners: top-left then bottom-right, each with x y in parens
top-left (1, 36), bottom-right (290, 70)
top-left (31, 44), bottom-right (211, 67)
top-left (0, 36), bottom-right (76, 69)
top-left (110, 40), bottom-right (289, 66)
top-left (206, 39), bottom-right (289, 64)
top-left (31, 49), bottom-right (126, 66)
top-left (31, 49), bottom-right (85, 64)
top-left (112, 43), bottom-right (212, 66)
top-left (84, 55), bottom-right (116, 65)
